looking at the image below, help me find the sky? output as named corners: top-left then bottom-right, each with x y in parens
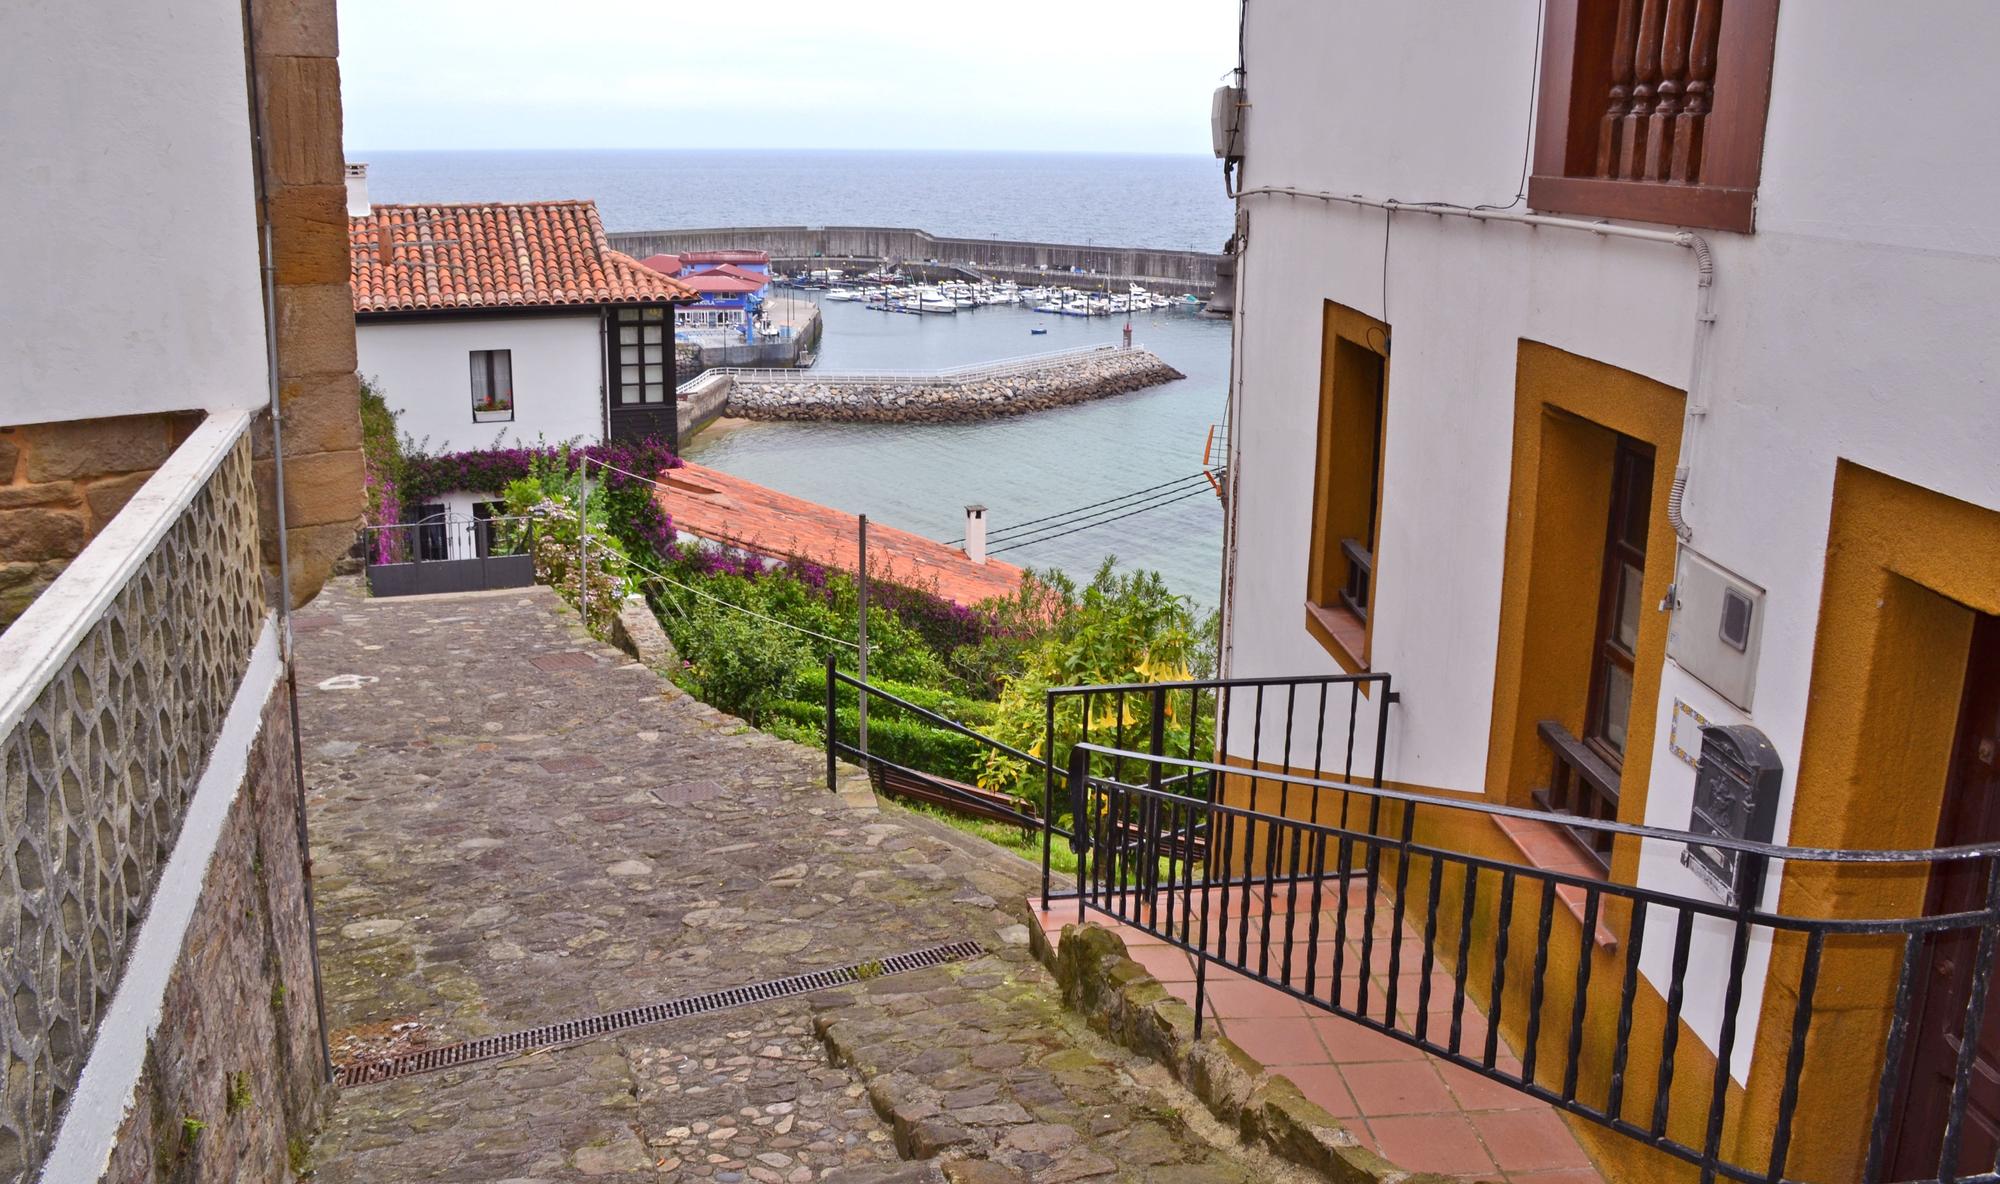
top-left (338, 0), bottom-right (1238, 155)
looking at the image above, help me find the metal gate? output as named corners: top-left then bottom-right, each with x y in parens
top-left (363, 513), bottom-right (537, 597)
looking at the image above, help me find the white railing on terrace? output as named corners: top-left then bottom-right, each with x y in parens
top-left (677, 342), bottom-right (1134, 393)
top-left (0, 411), bottom-right (268, 1178)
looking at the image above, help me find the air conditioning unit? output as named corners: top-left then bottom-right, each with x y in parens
top-left (1212, 85), bottom-right (1245, 162)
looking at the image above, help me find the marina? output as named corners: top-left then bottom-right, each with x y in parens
top-left (682, 294), bottom-right (1231, 607)
top-left (807, 276), bottom-right (1206, 317)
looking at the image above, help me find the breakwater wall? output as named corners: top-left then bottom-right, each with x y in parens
top-left (719, 347), bottom-right (1182, 424)
top-left (606, 225), bottom-right (1224, 295)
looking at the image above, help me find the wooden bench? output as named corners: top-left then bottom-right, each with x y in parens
top-left (1106, 815), bottom-right (1210, 864)
top-left (868, 762), bottom-right (1039, 833)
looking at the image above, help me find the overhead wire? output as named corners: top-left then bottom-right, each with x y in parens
top-left (987, 482), bottom-right (1219, 557)
top-left (622, 551), bottom-right (860, 650)
top-left (946, 470), bottom-right (1214, 547)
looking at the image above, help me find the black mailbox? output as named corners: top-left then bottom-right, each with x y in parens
top-left (1682, 724), bottom-right (1783, 907)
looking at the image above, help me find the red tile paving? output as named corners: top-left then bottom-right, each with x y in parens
top-left (349, 200), bottom-right (696, 313)
top-left (655, 462), bottom-right (1026, 606)
top-left (1029, 893), bottom-right (1609, 1183)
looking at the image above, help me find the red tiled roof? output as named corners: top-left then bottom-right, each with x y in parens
top-left (681, 273), bottom-right (765, 295)
top-left (694, 263), bottom-right (768, 283)
top-left (655, 462), bottom-right (1024, 606)
top-left (638, 253), bottom-right (683, 276)
top-left (349, 201), bottom-right (698, 314)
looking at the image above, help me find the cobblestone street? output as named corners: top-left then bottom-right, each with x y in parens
top-left (296, 580), bottom-right (1304, 1182)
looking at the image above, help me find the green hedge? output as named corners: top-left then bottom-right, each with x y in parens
top-left (785, 668), bottom-right (997, 730)
top-left (767, 700), bottom-right (997, 788)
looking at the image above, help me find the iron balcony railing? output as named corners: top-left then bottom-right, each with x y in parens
top-left (1053, 733), bottom-right (2000, 1184)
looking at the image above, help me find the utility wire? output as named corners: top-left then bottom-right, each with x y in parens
top-left (623, 552), bottom-right (860, 650)
top-left (945, 471), bottom-right (1213, 547)
top-left (987, 482), bottom-right (1218, 557)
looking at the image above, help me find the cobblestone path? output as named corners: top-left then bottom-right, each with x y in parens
top-left (297, 580), bottom-right (1304, 1183)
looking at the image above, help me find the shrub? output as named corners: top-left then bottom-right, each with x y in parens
top-left (674, 603), bottom-right (812, 726)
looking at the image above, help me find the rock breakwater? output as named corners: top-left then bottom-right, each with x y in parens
top-left (723, 348), bottom-right (1184, 424)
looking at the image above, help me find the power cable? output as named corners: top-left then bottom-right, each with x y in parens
top-left (987, 483), bottom-right (1218, 557)
top-left (622, 552), bottom-right (859, 650)
top-left (945, 471), bottom-right (1213, 547)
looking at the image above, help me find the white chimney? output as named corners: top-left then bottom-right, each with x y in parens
top-left (964, 505), bottom-right (988, 565)
top-left (345, 162), bottom-right (371, 217)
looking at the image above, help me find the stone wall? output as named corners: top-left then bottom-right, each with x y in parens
top-left (723, 349), bottom-right (1184, 425)
top-left (0, 0), bottom-right (362, 630)
top-left (249, 0), bottom-right (365, 610)
top-left (0, 412), bottom-right (203, 626)
top-left (101, 687), bottom-right (330, 1184)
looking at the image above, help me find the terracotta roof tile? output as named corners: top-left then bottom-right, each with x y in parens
top-left (656, 462), bottom-right (1024, 606)
top-left (349, 200), bottom-right (697, 314)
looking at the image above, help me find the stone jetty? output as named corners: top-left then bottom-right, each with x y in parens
top-left (723, 347), bottom-right (1184, 424)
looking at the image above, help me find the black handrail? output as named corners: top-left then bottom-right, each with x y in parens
top-left (1060, 738), bottom-right (2000, 1184)
top-left (823, 661), bottom-right (1072, 841)
top-left (1040, 671), bottom-right (1396, 910)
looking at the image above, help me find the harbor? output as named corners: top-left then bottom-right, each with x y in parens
top-left (682, 294), bottom-right (1230, 606)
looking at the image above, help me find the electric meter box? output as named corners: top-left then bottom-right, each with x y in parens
top-left (1667, 547), bottom-right (1765, 711)
top-left (1212, 86), bottom-right (1244, 160)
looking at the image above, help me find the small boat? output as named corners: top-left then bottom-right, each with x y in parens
top-left (1031, 326), bottom-right (1049, 335)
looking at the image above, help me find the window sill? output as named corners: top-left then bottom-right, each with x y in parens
top-left (1527, 175), bottom-right (1756, 235)
top-left (1491, 812), bottom-right (1620, 952)
top-left (1303, 601), bottom-right (1369, 679)
top-left (473, 410), bottom-right (514, 423)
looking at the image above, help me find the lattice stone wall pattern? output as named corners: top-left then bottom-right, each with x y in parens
top-left (0, 433), bottom-right (265, 1180)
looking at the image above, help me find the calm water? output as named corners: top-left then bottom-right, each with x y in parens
top-left (358, 149), bottom-right (1234, 251)
top-left (360, 149), bottom-right (1235, 606)
top-left (685, 299), bottom-right (1230, 608)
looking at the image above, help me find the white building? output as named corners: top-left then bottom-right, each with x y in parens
top-left (1216, 2), bottom-right (2000, 1180)
top-left (347, 167), bottom-right (697, 458)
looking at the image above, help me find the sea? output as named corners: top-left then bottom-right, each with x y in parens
top-left (361, 150), bottom-right (1237, 606)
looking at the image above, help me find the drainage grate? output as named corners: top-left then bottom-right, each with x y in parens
top-left (334, 940), bottom-right (985, 1087)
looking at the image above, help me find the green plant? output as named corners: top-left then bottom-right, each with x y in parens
top-left (673, 603), bottom-right (811, 726)
top-left (226, 1071), bottom-right (252, 1115)
top-left (977, 560), bottom-right (1205, 809)
top-left (181, 1116), bottom-right (207, 1144)
top-left (288, 1134), bottom-right (313, 1175)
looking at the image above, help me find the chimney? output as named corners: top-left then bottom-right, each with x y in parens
top-left (345, 162), bottom-right (371, 217)
top-left (964, 505), bottom-right (988, 565)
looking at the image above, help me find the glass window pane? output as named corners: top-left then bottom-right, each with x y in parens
top-left (1623, 484), bottom-right (1650, 548)
top-left (620, 326), bottom-right (639, 344)
top-left (621, 365), bottom-right (639, 387)
top-left (618, 309), bottom-right (639, 323)
top-left (1615, 562), bottom-right (1643, 652)
top-left (643, 385), bottom-right (664, 404)
top-left (621, 345), bottom-right (639, 364)
top-left (643, 345), bottom-right (663, 363)
top-left (643, 364), bottom-right (663, 384)
top-left (1598, 664), bottom-right (1633, 757)
top-left (642, 308), bottom-right (664, 321)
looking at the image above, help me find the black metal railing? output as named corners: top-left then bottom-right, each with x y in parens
top-left (1055, 740), bottom-right (2000, 1184)
top-left (824, 664), bottom-right (1065, 839)
top-left (361, 513), bottom-right (536, 597)
top-left (1339, 536), bottom-right (1373, 621)
top-left (1040, 672), bottom-right (1395, 908)
top-left (1534, 719), bottom-right (1621, 872)
top-left (363, 513), bottom-right (533, 566)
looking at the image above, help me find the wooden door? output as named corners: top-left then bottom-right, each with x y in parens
top-left (1891, 613), bottom-right (2000, 1178)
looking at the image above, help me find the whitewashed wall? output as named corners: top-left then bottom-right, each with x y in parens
top-left (1227, 0), bottom-right (2000, 1076)
top-left (357, 315), bottom-right (606, 454)
top-left (0, 0), bottom-right (268, 426)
